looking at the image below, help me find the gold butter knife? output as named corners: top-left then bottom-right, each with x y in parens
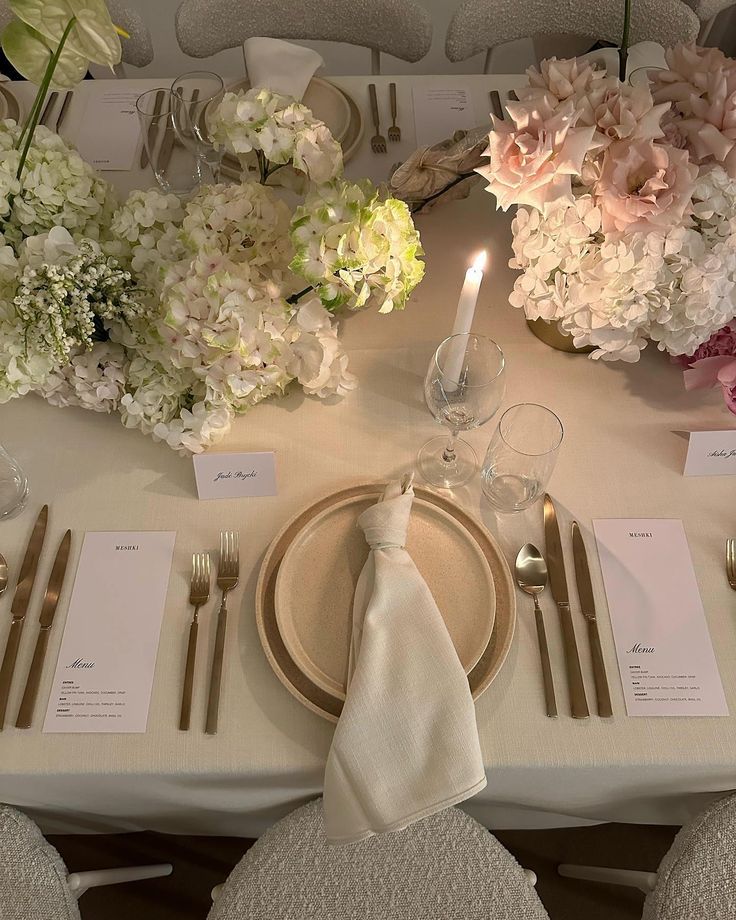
top-left (140, 88), bottom-right (164, 170)
top-left (0, 505), bottom-right (49, 729)
top-left (54, 91), bottom-right (72, 132)
top-left (543, 494), bottom-right (589, 719)
top-left (572, 522), bottom-right (613, 718)
top-left (39, 92), bottom-right (58, 127)
top-left (15, 530), bottom-right (72, 729)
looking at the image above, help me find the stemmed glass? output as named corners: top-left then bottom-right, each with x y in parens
top-left (0, 444), bottom-right (28, 520)
top-left (171, 72), bottom-right (224, 184)
top-left (417, 334), bottom-right (506, 489)
top-left (136, 88), bottom-right (204, 197)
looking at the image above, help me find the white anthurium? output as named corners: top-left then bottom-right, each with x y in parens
top-left (1, 19), bottom-right (87, 88)
top-left (8, 0), bottom-right (121, 68)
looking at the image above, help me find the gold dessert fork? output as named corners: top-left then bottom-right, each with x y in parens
top-left (179, 552), bottom-right (210, 730)
top-left (205, 532), bottom-right (239, 735)
top-left (387, 83), bottom-right (400, 142)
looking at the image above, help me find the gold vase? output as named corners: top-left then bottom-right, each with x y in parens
top-left (526, 318), bottom-right (595, 354)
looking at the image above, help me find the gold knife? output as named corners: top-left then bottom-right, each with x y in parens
top-left (0, 504), bottom-right (49, 729)
top-left (571, 522), bottom-right (613, 718)
top-left (54, 91), bottom-right (72, 132)
top-left (15, 530), bottom-right (72, 729)
top-left (140, 88), bottom-right (164, 170)
top-left (39, 91), bottom-right (58, 126)
top-left (158, 101), bottom-right (177, 173)
top-left (543, 494), bottom-right (589, 719)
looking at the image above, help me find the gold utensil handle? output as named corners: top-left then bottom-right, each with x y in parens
top-left (140, 89), bottom-right (164, 169)
top-left (489, 90), bottom-right (504, 120)
top-left (390, 82), bottom-right (397, 122)
top-left (589, 622), bottom-right (613, 717)
top-left (0, 619), bottom-right (25, 729)
top-left (369, 83), bottom-right (380, 133)
top-left (534, 602), bottom-right (557, 718)
top-left (558, 604), bottom-right (589, 719)
top-left (15, 627), bottom-right (50, 729)
top-left (205, 597), bottom-right (227, 735)
top-left (179, 618), bottom-right (199, 731)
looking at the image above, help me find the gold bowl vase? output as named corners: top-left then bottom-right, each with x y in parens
top-left (526, 318), bottom-right (595, 354)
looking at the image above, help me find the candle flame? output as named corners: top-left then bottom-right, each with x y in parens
top-left (472, 251), bottom-right (487, 272)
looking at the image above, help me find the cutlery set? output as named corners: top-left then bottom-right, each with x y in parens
top-left (179, 531), bottom-right (240, 735)
top-left (40, 91), bottom-right (72, 131)
top-left (515, 494), bottom-right (613, 720)
top-left (0, 506), bottom-right (72, 730)
top-left (368, 83), bottom-right (400, 153)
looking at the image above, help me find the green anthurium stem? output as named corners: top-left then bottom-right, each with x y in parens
top-left (16, 16), bottom-right (77, 180)
top-left (619, 0), bottom-right (632, 82)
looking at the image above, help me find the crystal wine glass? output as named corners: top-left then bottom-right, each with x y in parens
top-left (0, 444), bottom-right (28, 519)
top-left (417, 334), bottom-right (505, 489)
top-left (170, 71), bottom-right (224, 183)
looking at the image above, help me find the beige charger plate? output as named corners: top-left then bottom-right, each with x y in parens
top-left (274, 495), bottom-right (495, 700)
top-left (0, 85), bottom-right (22, 123)
top-left (256, 482), bottom-right (516, 722)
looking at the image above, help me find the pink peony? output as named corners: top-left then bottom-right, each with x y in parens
top-left (652, 43), bottom-right (736, 177)
top-left (675, 322), bottom-right (736, 365)
top-left (683, 355), bottom-right (736, 414)
top-left (595, 138), bottom-right (697, 233)
top-left (477, 98), bottom-right (595, 212)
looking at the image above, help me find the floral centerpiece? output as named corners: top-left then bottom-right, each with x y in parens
top-left (0, 2), bottom-right (424, 453)
top-left (479, 44), bottom-right (736, 363)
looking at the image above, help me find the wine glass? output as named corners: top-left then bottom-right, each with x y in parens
top-left (136, 89), bottom-right (204, 197)
top-left (417, 334), bottom-right (505, 489)
top-left (0, 444), bottom-right (28, 519)
top-left (171, 71), bottom-right (225, 183)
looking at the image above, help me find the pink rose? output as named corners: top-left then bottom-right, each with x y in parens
top-left (684, 355), bottom-right (736, 415)
top-left (652, 43), bottom-right (736, 177)
top-left (477, 98), bottom-right (595, 212)
top-left (595, 138), bottom-right (697, 233)
top-left (587, 85), bottom-right (669, 149)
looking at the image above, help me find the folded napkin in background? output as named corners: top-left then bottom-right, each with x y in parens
top-left (243, 37), bottom-right (323, 101)
top-left (323, 476), bottom-right (487, 845)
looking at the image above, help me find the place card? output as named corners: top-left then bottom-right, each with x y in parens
top-left (193, 451), bottom-right (277, 500)
top-left (43, 531), bottom-right (175, 733)
top-left (683, 430), bottom-right (736, 476)
top-left (593, 519), bottom-right (727, 717)
top-left (412, 86), bottom-right (476, 148)
top-left (74, 89), bottom-right (141, 170)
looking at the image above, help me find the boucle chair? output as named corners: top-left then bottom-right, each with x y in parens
top-left (208, 798), bottom-right (550, 920)
top-left (559, 793), bottom-right (736, 919)
top-left (0, 805), bottom-right (172, 920)
top-left (681, 0), bottom-right (736, 42)
top-left (174, 0), bottom-right (433, 75)
top-left (445, 0), bottom-right (700, 72)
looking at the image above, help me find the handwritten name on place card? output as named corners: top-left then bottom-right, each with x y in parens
top-left (193, 451), bottom-right (277, 499)
top-left (683, 430), bottom-right (736, 476)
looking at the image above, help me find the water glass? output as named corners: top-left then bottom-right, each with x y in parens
top-left (136, 88), bottom-right (205, 197)
top-left (0, 444), bottom-right (28, 520)
top-left (481, 404), bottom-right (563, 513)
top-left (171, 71), bottom-right (224, 182)
top-left (417, 334), bottom-right (505, 489)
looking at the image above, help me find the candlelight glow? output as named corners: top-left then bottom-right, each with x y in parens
top-left (472, 251), bottom-right (487, 272)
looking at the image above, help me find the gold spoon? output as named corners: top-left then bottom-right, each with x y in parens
top-left (0, 554), bottom-right (7, 596)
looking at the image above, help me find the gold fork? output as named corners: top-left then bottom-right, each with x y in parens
top-left (205, 531), bottom-right (239, 735)
top-left (368, 83), bottom-right (386, 154)
top-left (179, 553), bottom-right (210, 731)
top-left (387, 83), bottom-right (400, 142)
top-left (727, 539), bottom-right (736, 590)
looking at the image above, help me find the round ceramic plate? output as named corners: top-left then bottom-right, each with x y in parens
top-left (256, 483), bottom-right (516, 723)
top-left (0, 85), bottom-right (21, 123)
top-left (274, 495), bottom-right (495, 700)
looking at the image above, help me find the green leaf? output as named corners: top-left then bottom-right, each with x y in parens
top-left (9, 0), bottom-right (121, 67)
top-left (1, 19), bottom-right (87, 88)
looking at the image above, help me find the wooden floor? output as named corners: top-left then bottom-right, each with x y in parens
top-left (49, 821), bottom-right (679, 919)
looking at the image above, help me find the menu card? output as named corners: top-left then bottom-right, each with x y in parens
top-left (43, 532), bottom-right (175, 733)
top-left (412, 86), bottom-right (476, 147)
top-left (593, 519), bottom-right (727, 717)
top-left (75, 89), bottom-right (141, 170)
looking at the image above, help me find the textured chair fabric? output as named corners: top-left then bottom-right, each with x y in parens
top-left (643, 794), bottom-right (736, 920)
top-left (208, 798), bottom-right (550, 920)
top-left (106, 1), bottom-right (154, 68)
top-left (682, 0), bottom-right (735, 23)
top-left (0, 805), bottom-right (80, 920)
top-left (445, 0), bottom-right (700, 62)
top-left (174, 0), bottom-right (433, 63)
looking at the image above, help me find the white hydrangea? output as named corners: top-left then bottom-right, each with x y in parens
top-left (40, 342), bottom-right (128, 412)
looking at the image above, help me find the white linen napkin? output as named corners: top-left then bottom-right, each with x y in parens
top-left (243, 37), bottom-right (323, 101)
top-left (323, 475), bottom-right (487, 845)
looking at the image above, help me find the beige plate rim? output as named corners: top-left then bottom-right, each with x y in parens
top-left (256, 481), bottom-right (516, 723)
top-left (0, 85), bottom-right (22, 124)
top-left (274, 493), bottom-right (495, 701)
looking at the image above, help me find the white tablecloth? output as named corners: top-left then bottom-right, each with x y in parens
top-left (1, 75), bottom-right (735, 836)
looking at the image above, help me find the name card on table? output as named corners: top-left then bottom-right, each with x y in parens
top-left (412, 86), bottom-right (476, 148)
top-left (593, 519), bottom-right (727, 717)
top-left (43, 532), bottom-right (175, 733)
top-left (683, 430), bottom-right (736, 476)
top-left (193, 451), bottom-right (277, 500)
top-left (74, 89), bottom-right (141, 171)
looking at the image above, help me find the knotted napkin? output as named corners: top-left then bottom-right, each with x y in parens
top-left (323, 476), bottom-right (487, 844)
top-left (243, 37), bottom-right (323, 101)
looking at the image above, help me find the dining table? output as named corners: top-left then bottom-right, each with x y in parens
top-left (1, 72), bottom-right (735, 838)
